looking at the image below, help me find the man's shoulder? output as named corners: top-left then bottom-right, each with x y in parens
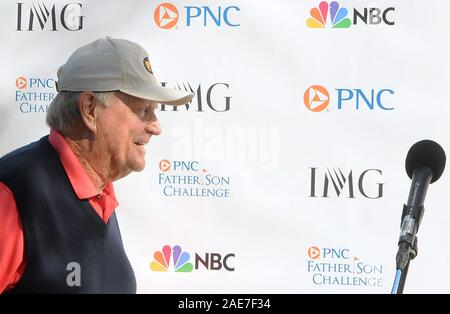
top-left (0, 135), bottom-right (52, 171)
top-left (0, 136), bottom-right (49, 160)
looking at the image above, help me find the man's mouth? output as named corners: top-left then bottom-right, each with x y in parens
top-left (134, 138), bottom-right (149, 146)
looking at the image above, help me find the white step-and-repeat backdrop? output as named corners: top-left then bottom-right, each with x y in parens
top-left (1, 0), bottom-right (449, 293)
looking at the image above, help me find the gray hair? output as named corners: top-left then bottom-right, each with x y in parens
top-left (46, 91), bottom-right (113, 134)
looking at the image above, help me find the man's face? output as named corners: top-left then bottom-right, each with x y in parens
top-left (95, 92), bottom-right (161, 180)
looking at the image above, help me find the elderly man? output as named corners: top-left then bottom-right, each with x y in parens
top-left (0, 37), bottom-right (193, 293)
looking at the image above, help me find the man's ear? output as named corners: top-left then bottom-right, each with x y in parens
top-left (78, 92), bottom-right (98, 133)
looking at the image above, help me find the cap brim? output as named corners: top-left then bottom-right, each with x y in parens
top-left (121, 85), bottom-right (194, 106)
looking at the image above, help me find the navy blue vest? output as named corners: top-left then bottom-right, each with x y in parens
top-left (0, 136), bottom-right (136, 293)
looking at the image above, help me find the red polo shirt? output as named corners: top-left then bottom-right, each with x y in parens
top-left (0, 129), bottom-right (119, 293)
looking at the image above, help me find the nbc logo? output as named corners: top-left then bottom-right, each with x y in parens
top-left (16, 76), bottom-right (28, 89)
top-left (154, 3), bottom-right (179, 29)
top-left (159, 159), bottom-right (171, 172)
top-left (306, 1), bottom-right (395, 28)
top-left (306, 1), bottom-right (351, 28)
top-left (150, 245), bottom-right (194, 272)
top-left (308, 246), bottom-right (321, 259)
top-left (303, 85), bottom-right (394, 111)
top-left (150, 245), bottom-right (236, 272)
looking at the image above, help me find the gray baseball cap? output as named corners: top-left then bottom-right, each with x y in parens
top-left (55, 36), bottom-right (194, 106)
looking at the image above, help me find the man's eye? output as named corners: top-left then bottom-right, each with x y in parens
top-left (135, 104), bottom-right (156, 117)
top-left (137, 107), bottom-right (148, 114)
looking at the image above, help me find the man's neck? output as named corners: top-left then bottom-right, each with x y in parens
top-left (65, 137), bottom-right (110, 191)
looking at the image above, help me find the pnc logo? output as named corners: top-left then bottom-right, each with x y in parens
top-left (303, 85), bottom-right (395, 111)
top-left (159, 159), bottom-right (171, 172)
top-left (304, 85), bottom-right (330, 112)
top-left (306, 1), bottom-right (351, 28)
top-left (154, 2), bottom-right (179, 29)
top-left (308, 246), bottom-right (321, 259)
top-left (153, 2), bottom-right (240, 29)
top-left (16, 76), bottom-right (28, 89)
top-left (150, 245), bottom-right (193, 272)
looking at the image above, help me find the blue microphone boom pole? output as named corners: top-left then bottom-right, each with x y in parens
top-left (391, 140), bottom-right (446, 294)
top-left (391, 166), bottom-right (432, 294)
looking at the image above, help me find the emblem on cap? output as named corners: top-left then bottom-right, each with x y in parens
top-left (143, 57), bottom-right (153, 74)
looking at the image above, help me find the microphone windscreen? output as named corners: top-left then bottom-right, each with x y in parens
top-left (405, 140), bottom-right (446, 183)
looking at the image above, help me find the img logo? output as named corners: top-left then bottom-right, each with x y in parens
top-left (306, 1), bottom-right (395, 28)
top-left (303, 85), bottom-right (394, 112)
top-left (150, 245), bottom-right (235, 272)
top-left (16, 2), bottom-right (84, 31)
top-left (306, 246), bottom-right (384, 288)
top-left (150, 245), bottom-right (193, 272)
top-left (309, 167), bottom-right (384, 199)
top-left (153, 2), bottom-right (240, 29)
top-left (159, 82), bottom-right (231, 113)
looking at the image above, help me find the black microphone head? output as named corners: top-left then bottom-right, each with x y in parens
top-left (406, 140), bottom-right (446, 183)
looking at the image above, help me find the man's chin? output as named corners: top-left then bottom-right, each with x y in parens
top-left (132, 160), bottom-right (146, 172)
top-left (118, 157), bottom-right (146, 178)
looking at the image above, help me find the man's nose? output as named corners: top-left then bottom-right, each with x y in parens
top-left (145, 118), bottom-right (161, 135)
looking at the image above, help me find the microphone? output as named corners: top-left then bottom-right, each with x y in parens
top-left (396, 140), bottom-right (446, 271)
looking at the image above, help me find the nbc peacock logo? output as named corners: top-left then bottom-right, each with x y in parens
top-left (306, 1), bottom-right (351, 29)
top-left (150, 244), bottom-right (194, 272)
